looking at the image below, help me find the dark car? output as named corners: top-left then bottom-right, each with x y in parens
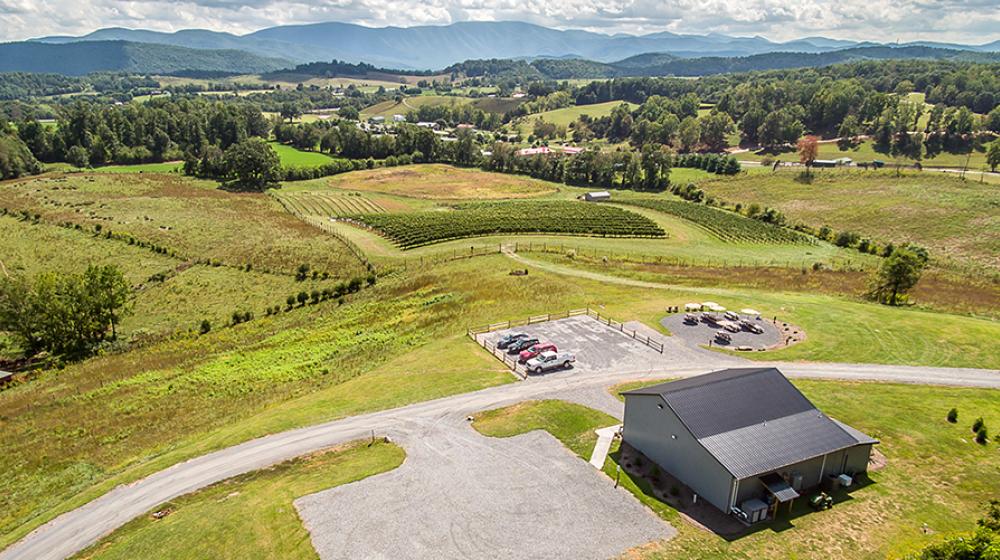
top-left (496, 332), bottom-right (528, 349)
top-left (507, 337), bottom-right (540, 354)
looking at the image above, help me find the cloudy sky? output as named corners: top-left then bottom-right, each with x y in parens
top-left (1, 0), bottom-right (998, 44)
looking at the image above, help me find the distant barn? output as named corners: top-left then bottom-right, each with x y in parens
top-left (584, 191), bottom-right (611, 202)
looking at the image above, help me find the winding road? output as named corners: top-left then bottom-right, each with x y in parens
top-left (2, 254), bottom-right (997, 560)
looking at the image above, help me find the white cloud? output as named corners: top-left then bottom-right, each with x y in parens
top-left (0, 0), bottom-right (997, 44)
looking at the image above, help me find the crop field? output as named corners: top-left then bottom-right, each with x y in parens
top-left (320, 164), bottom-right (561, 199)
top-left (272, 190), bottom-right (386, 217)
top-left (0, 173), bottom-right (365, 277)
top-left (348, 200), bottom-right (666, 248)
top-left (696, 169), bottom-right (1000, 273)
top-left (268, 142), bottom-right (342, 168)
top-left (614, 198), bottom-right (813, 244)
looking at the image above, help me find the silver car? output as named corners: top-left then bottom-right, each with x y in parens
top-left (525, 350), bottom-right (576, 374)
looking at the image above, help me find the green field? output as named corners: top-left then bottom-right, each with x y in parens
top-left (73, 440), bottom-right (403, 560)
top-left (514, 101), bottom-right (639, 136)
top-left (615, 198), bottom-right (813, 244)
top-left (739, 140), bottom-right (990, 170)
top-left (360, 95), bottom-right (473, 120)
top-left (695, 168), bottom-right (1000, 273)
top-left (269, 142), bottom-right (343, 168)
top-left (316, 164), bottom-right (561, 200)
top-left (0, 172), bottom-right (364, 276)
top-left (473, 381), bottom-right (1000, 559)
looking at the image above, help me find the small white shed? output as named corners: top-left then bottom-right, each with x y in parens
top-left (584, 191), bottom-right (611, 202)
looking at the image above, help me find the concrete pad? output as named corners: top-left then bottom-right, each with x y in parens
top-left (295, 422), bottom-right (674, 560)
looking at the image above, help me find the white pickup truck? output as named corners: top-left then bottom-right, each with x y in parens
top-left (525, 350), bottom-right (576, 374)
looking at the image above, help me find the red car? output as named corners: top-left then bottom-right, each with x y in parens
top-left (519, 343), bottom-right (557, 363)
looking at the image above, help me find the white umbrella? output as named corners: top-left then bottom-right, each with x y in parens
top-left (741, 308), bottom-right (760, 316)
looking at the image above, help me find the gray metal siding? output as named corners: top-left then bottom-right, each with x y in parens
top-left (734, 445), bottom-right (872, 505)
top-left (623, 394), bottom-right (734, 511)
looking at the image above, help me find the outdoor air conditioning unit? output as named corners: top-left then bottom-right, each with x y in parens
top-left (837, 474), bottom-right (853, 487)
top-left (791, 472), bottom-right (804, 491)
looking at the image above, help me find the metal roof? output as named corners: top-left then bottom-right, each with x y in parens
top-left (760, 472), bottom-right (800, 502)
top-left (623, 368), bottom-right (876, 479)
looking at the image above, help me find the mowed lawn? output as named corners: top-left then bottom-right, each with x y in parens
top-left (0, 172), bottom-right (365, 276)
top-left (268, 142), bottom-right (343, 168)
top-left (73, 441), bottom-right (404, 560)
top-left (474, 382), bottom-right (1000, 560)
top-left (697, 168), bottom-right (1000, 272)
top-left (319, 163), bottom-right (562, 200)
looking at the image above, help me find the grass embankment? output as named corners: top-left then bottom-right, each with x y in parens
top-left (697, 168), bottom-right (1000, 275)
top-left (73, 440), bottom-right (404, 560)
top-left (474, 381), bottom-right (1000, 559)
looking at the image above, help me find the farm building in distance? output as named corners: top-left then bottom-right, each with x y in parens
top-left (621, 368), bottom-right (877, 524)
top-left (584, 191), bottom-right (611, 202)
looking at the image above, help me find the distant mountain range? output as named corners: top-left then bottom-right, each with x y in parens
top-left (26, 21), bottom-right (1000, 71)
top-left (0, 40), bottom-right (291, 76)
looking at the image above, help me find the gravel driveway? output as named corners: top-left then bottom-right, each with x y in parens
top-left (296, 420), bottom-right (675, 560)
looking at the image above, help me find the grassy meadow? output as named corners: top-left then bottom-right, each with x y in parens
top-left (473, 381), bottom-right (1000, 560)
top-left (73, 440), bottom-right (404, 560)
top-left (0, 172), bottom-right (365, 276)
top-left (269, 142), bottom-right (344, 168)
top-left (739, 140), bottom-right (990, 170)
top-left (3, 252), bottom-right (999, 551)
top-left (696, 168), bottom-right (1000, 274)
top-left (360, 95), bottom-right (473, 120)
top-left (314, 164), bottom-right (561, 200)
top-left (514, 101), bottom-right (638, 136)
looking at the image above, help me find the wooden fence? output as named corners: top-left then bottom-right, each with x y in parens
top-left (466, 307), bottom-right (664, 357)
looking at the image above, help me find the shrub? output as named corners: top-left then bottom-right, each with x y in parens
top-left (199, 319), bottom-right (211, 334)
top-left (297, 291), bottom-right (308, 306)
top-left (295, 263), bottom-right (310, 281)
top-left (310, 290), bottom-right (320, 304)
top-left (973, 417), bottom-right (985, 433)
top-left (947, 408), bottom-right (958, 423)
top-left (976, 426), bottom-right (989, 445)
top-left (286, 295), bottom-right (296, 309)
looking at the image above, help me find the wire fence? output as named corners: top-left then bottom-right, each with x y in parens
top-left (510, 241), bottom-right (871, 272)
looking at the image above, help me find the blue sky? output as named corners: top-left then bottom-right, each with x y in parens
top-left (1, 0), bottom-right (998, 44)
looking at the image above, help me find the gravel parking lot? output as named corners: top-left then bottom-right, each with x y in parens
top-left (478, 315), bottom-right (668, 376)
top-left (661, 312), bottom-right (782, 350)
top-left (296, 422), bottom-right (674, 560)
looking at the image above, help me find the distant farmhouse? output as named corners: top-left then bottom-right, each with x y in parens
top-left (622, 368), bottom-right (877, 524)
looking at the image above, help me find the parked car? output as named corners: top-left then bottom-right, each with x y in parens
top-left (741, 320), bottom-right (764, 334)
top-left (701, 312), bottom-right (720, 324)
top-left (526, 351), bottom-right (576, 374)
top-left (497, 332), bottom-right (528, 349)
top-left (507, 337), bottom-right (540, 354)
top-left (722, 321), bottom-right (741, 333)
top-left (683, 313), bottom-right (699, 325)
top-left (724, 311), bottom-right (740, 322)
top-left (519, 342), bottom-right (557, 363)
top-left (714, 330), bottom-right (732, 343)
